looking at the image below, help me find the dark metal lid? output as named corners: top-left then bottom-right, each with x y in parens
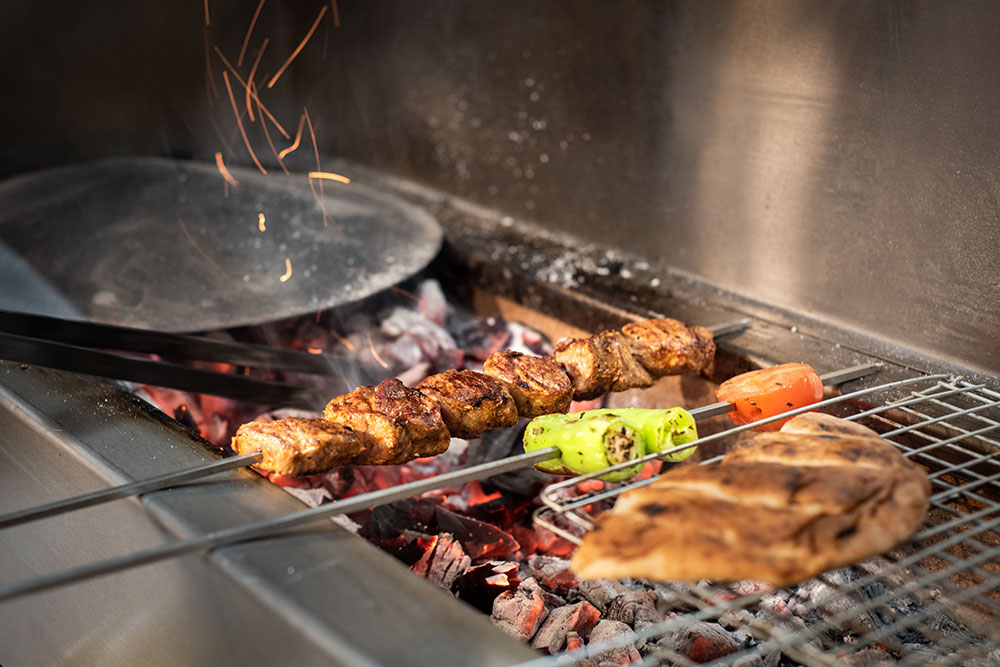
top-left (0, 157), bottom-right (442, 332)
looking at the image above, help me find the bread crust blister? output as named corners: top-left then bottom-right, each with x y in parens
top-left (571, 412), bottom-right (931, 586)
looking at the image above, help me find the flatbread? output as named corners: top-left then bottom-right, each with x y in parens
top-left (571, 413), bottom-right (930, 586)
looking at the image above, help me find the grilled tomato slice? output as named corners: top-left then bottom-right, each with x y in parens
top-left (715, 363), bottom-right (823, 431)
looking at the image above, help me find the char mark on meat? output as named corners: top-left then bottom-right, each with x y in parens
top-left (231, 417), bottom-right (369, 476)
top-left (482, 350), bottom-right (574, 418)
top-left (324, 378), bottom-right (450, 465)
top-left (418, 369), bottom-right (518, 439)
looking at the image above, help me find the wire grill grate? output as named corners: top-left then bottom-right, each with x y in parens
top-left (527, 375), bottom-right (1000, 666)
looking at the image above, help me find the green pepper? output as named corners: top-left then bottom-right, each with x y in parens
top-left (523, 412), bottom-right (646, 482)
top-left (586, 408), bottom-right (698, 461)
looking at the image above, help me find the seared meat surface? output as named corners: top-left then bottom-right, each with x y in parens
top-left (554, 330), bottom-right (653, 400)
top-left (232, 418), bottom-right (369, 476)
top-left (231, 316), bottom-right (715, 477)
top-left (620, 318), bottom-right (715, 377)
top-left (417, 369), bottom-right (518, 439)
top-left (482, 350), bottom-right (574, 417)
top-left (324, 378), bottom-right (451, 464)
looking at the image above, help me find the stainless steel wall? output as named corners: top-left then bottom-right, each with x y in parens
top-left (2, 2), bottom-right (998, 372)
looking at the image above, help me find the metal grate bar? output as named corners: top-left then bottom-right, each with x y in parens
top-left (533, 373), bottom-right (1000, 665)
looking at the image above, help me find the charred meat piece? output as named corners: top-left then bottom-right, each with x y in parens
top-left (619, 318), bottom-right (715, 378)
top-left (417, 369), bottom-right (518, 439)
top-left (553, 330), bottom-right (653, 400)
top-left (232, 417), bottom-right (369, 476)
top-left (482, 350), bottom-right (574, 418)
top-left (324, 378), bottom-right (451, 465)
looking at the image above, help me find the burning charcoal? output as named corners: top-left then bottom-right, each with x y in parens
top-left (531, 601), bottom-right (602, 654)
top-left (410, 533), bottom-right (471, 590)
top-left (453, 561), bottom-right (521, 613)
top-left (731, 652), bottom-right (781, 667)
top-left (433, 505), bottom-right (519, 560)
top-left (454, 316), bottom-right (513, 362)
top-left (586, 619), bottom-right (642, 665)
top-left (528, 555), bottom-right (580, 596)
top-left (656, 621), bottom-right (741, 664)
top-left (795, 575), bottom-right (878, 636)
top-left (606, 590), bottom-right (658, 627)
top-left (491, 577), bottom-right (550, 641)
top-left (837, 647), bottom-right (897, 666)
top-left (380, 306), bottom-right (462, 373)
top-left (578, 579), bottom-right (633, 614)
top-left (467, 420), bottom-right (549, 497)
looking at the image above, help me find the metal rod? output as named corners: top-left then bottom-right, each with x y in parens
top-left (0, 362), bottom-right (882, 600)
top-left (0, 316), bottom-right (758, 530)
top-left (0, 362), bottom-right (882, 532)
top-left (0, 453), bottom-right (262, 530)
top-left (0, 446), bottom-right (560, 603)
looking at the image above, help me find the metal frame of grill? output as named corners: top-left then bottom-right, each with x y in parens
top-left (530, 374), bottom-right (1000, 665)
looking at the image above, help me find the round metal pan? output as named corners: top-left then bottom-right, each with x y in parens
top-left (0, 157), bottom-right (442, 333)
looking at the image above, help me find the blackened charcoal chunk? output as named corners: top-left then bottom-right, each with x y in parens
top-left (657, 621), bottom-right (741, 664)
top-left (531, 601), bottom-right (602, 654)
top-left (587, 620), bottom-right (641, 665)
top-left (491, 577), bottom-right (550, 641)
top-left (577, 579), bottom-right (632, 614)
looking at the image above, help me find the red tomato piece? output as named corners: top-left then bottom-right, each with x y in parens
top-left (715, 363), bottom-right (824, 431)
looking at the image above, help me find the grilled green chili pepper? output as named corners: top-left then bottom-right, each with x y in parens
top-left (587, 408), bottom-right (698, 461)
top-left (523, 412), bottom-right (645, 482)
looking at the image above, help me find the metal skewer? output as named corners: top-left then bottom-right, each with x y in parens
top-left (0, 362), bottom-right (880, 602)
top-left (0, 317), bottom-right (754, 529)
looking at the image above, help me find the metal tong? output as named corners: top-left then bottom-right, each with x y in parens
top-left (0, 309), bottom-right (337, 408)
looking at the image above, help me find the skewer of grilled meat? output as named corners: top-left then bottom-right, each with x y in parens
top-left (232, 318), bottom-right (715, 476)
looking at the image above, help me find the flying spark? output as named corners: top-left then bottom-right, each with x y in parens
top-left (214, 152), bottom-right (239, 187)
top-left (237, 0), bottom-right (266, 66)
top-left (308, 171), bottom-right (351, 184)
top-left (278, 113), bottom-right (305, 160)
top-left (267, 6), bottom-right (327, 89)
top-left (279, 257), bottom-right (293, 282)
top-left (223, 71), bottom-right (267, 174)
top-left (245, 38), bottom-right (269, 121)
top-left (307, 347), bottom-right (323, 355)
top-left (214, 48), bottom-right (290, 138)
top-left (258, 213), bottom-right (266, 231)
top-left (303, 107), bottom-right (329, 227)
top-left (367, 333), bottom-right (388, 369)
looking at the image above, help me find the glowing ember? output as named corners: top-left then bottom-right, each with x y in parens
top-left (308, 171), bottom-right (351, 184)
top-left (214, 48), bottom-right (290, 139)
top-left (279, 257), bottom-right (293, 282)
top-left (267, 6), bottom-right (327, 89)
top-left (366, 332), bottom-right (389, 368)
top-left (214, 152), bottom-right (239, 187)
top-left (237, 0), bottom-right (266, 67)
top-left (178, 217), bottom-right (232, 283)
top-left (278, 114), bottom-right (305, 161)
top-left (222, 72), bottom-right (266, 174)
top-left (244, 38), bottom-right (269, 121)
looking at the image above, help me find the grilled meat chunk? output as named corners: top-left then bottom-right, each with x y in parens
top-left (324, 378), bottom-right (450, 465)
top-left (554, 330), bottom-right (654, 400)
top-left (417, 369), bottom-right (518, 439)
top-left (232, 417), bottom-right (369, 476)
top-left (482, 350), bottom-right (574, 418)
top-left (619, 318), bottom-right (715, 378)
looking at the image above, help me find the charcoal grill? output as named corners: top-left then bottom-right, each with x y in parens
top-left (533, 374), bottom-right (1000, 665)
top-left (3, 2), bottom-right (1000, 665)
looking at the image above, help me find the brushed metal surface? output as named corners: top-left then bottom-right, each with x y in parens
top-left (0, 1), bottom-right (997, 366)
top-left (0, 363), bottom-right (536, 666)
